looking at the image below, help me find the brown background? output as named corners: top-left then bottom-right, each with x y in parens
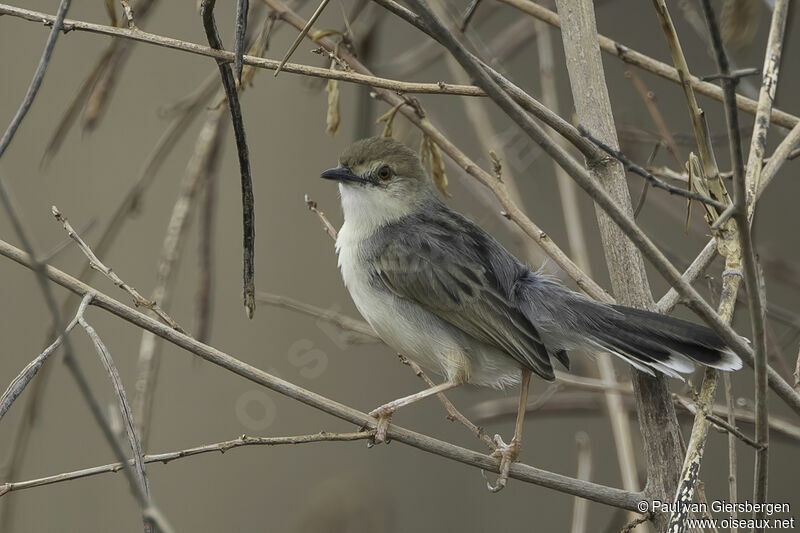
top-left (1, 1), bottom-right (799, 531)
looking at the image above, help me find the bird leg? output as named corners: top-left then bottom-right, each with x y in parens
top-left (368, 381), bottom-right (461, 443)
top-left (486, 368), bottom-right (531, 493)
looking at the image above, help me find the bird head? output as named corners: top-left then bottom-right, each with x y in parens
top-left (321, 137), bottom-right (437, 227)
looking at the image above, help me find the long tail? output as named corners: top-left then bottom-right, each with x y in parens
top-left (587, 304), bottom-right (742, 378)
top-left (514, 273), bottom-right (743, 379)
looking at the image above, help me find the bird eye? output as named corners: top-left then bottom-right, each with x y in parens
top-left (376, 165), bottom-right (392, 180)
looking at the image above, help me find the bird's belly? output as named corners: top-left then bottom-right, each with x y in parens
top-left (336, 229), bottom-right (520, 387)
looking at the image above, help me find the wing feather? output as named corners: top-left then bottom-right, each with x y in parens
top-left (367, 209), bottom-right (556, 379)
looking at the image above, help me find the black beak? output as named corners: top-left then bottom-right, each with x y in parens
top-left (320, 167), bottom-right (369, 185)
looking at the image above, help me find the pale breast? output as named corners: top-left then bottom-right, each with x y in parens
top-left (335, 221), bottom-right (470, 381)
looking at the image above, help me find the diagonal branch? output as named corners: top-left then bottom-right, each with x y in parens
top-left (373, 0), bottom-right (800, 418)
top-left (0, 237), bottom-right (644, 511)
top-left (497, 0), bottom-right (799, 130)
top-left (0, 0), bottom-right (71, 160)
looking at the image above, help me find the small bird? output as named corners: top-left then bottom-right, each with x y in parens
top-left (321, 137), bottom-right (741, 491)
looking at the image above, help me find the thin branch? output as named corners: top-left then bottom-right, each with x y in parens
top-left (119, 0), bottom-right (135, 29)
top-left (78, 301), bottom-right (152, 503)
top-left (699, 0), bottom-right (773, 522)
top-left (578, 126), bottom-right (726, 210)
top-left (134, 108), bottom-right (229, 448)
top-left (0, 238), bottom-right (644, 511)
top-left (234, 0), bottom-right (248, 81)
top-left (0, 178), bottom-right (167, 533)
top-left (304, 194), bottom-right (339, 240)
top-left (497, 0), bottom-right (799, 130)
top-left (399, 354), bottom-right (495, 450)
top-left (570, 432), bottom-right (592, 533)
top-left (51, 206), bottom-right (186, 333)
top-left (0, 68), bottom-right (217, 533)
top-left (269, 0), bottom-right (613, 304)
top-left (373, 0), bottom-right (800, 416)
top-left (0, 432), bottom-right (373, 497)
top-left (0, 294), bottom-right (91, 421)
top-left (704, 414), bottom-right (764, 451)
top-left (0, 0), bottom-right (71, 160)
top-left (535, 16), bottom-right (638, 499)
top-left (0, 3), bottom-right (484, 96)
top-left (201, 0), bottom-right (256, 319)
top-left (275, 0), bottom-right (332, 76)
top-left (255, 291), bottom-right (378, 340)
top-left (459, 0), bottom-right (481, 30)
top-left (471, 389), bottom-right (800, 443)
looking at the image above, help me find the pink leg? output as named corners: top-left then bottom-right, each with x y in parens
top-left (368, 381), bottom-right (461, 443)
top-left (487, 368), bottom-right (531, 493)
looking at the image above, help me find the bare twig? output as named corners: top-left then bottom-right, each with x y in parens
top-left (551, 2), bottom-right (679, 529)
top-left (0, 3), bottom-right (483, 96)
top-left (120, 0), bottom-right (135, 28)
top-left (578, 126), bottom-right (726, 210)
top-left (535, 15), bottom-right (638, 502)
top-left (0, 178), bottom-right (169, 533)
top-left (570, 432), bottom-right (592, 533)
top-left (201, 0), bottom-right (256, 319)
top-left (698, 0), bottom-right (773, 524)
top-left (0, 294), bottom-right (91, 421)
top-left (255, 291), bottom-right (377, 341)
top-left (372, 0), bottom-right (800, 416)
top-left (0, 238), bottom-right (645, 511)
top-left (497, 0), bottom-right (799, 130)
top-left (51, 206), bottom-right (186, 333)
top-left (134, 108), bottom-right (229, 447)
top-left (275, 0), bottom-right (332, 76)
top-left (0, 69), bottom-right (219, 533)
top-left (304, 194), bottom-right (339, 240)
top-left (78, 302), bottom-right (152, 505)
top-left (399, 355), bottom-right (495, 450)
top-left (234, 0), bottom-right (248, 81)
top-left (0, 432), bottom-right (373, 496)
top-left (0, 0), bottom-right (71, 160)
top-left (471, 389), bottom-right (800, 443)
top-left (794, 347), bottom-right (800, 391)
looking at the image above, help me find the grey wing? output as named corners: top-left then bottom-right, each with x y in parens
top-left (369, 219), bottom-right (556, 380)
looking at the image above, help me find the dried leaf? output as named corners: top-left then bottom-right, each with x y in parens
top-left (429, 138), bottom-right (449, 197)
top-left (419, 132), bottom-right (449, 197)
top-left (325, 78), bottom-right (340, 136)
top-left (311, 29), bottom-right (342, 42)
top-left (376, 102), bottom-right (404, 138)
top-left (104, 0), bottom-right (118, 27)
top-left (720, 0), bottom-right (759, 50)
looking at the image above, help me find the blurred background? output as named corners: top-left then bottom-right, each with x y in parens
top-left (1, 0), bottom-right (799, 531)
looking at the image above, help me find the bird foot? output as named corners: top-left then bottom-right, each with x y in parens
top-left (484, 434), bottom-right (520, 493)
top-left (367, 405), bottom-right (395, 444)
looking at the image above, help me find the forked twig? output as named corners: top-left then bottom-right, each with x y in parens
top-left (52, 206), bottom-right (186, 333)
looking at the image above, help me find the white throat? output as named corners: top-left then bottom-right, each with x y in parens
top-left (336, 183), bottom-right (417, 243)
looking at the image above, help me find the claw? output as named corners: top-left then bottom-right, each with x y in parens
top-left (368, 405), bottom-right (394, 444)
top-left (483, 434), bottom-right (520, 493)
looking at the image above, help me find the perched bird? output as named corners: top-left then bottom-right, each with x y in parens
top-left (321, 137), bottom-right (741, 491)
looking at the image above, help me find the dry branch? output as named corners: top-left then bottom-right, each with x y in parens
top-left (0, 432), bottom-right (374, 497)
top-left (498, 0), bottom-right (799, 130)
top-left (0, 4), bottom-right (483, 96)
top-left (0, 238), bottom-right (644, 511)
